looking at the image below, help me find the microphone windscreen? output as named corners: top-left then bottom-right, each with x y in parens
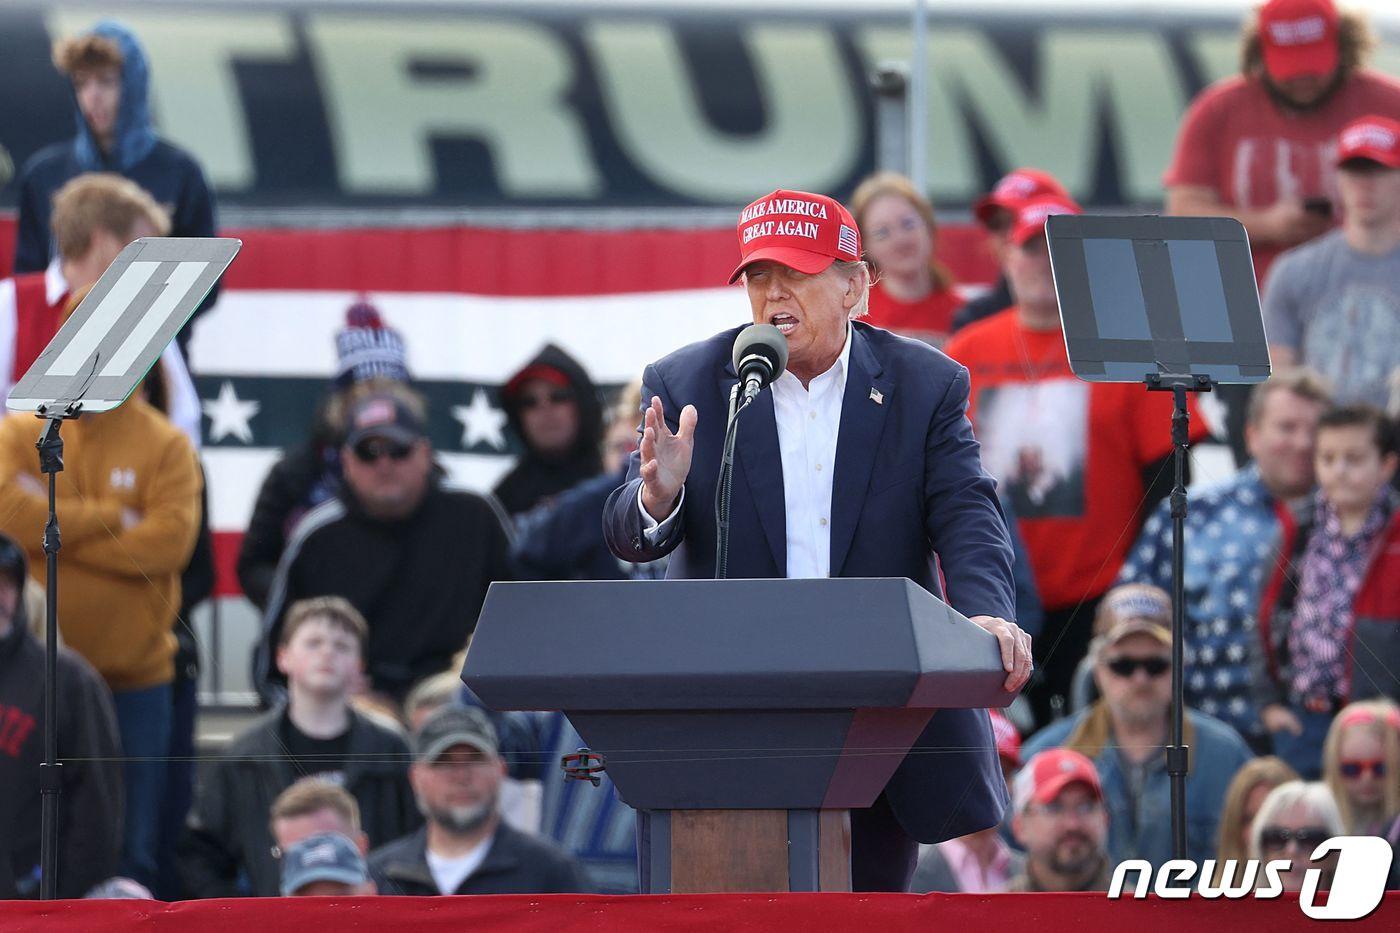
top-left (732, 323), bottom-right (789, 383)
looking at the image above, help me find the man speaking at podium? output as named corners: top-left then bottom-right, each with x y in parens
top-left (603, 188), bottom-right (1032, 891)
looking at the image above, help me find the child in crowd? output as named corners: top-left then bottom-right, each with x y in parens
top-left (1256, 406), bottom-right (1400, 779)
top-left (181, 597), bottom-right (416, 898)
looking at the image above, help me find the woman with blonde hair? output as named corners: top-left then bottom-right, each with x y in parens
top-left (1322, 700), bottom-right (1400, 835)
top-left (1214, 756), bottom-right (1299, 880)
top-left (849, 171), bottom-right (963, 346)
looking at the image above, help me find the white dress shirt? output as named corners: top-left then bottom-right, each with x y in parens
top-left (642, 327), bottom-right (852, 578)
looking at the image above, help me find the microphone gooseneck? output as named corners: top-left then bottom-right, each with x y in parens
top-left (715, 324), bottom-right (788, 578)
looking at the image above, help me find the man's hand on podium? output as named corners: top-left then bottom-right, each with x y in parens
top-left (639, 395), bottom-right (697, 521)
top-left (969, 615), bottom-right (1032, 692)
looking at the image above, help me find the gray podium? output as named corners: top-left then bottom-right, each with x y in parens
top-left (461, 577), bottom-right (1008, 893)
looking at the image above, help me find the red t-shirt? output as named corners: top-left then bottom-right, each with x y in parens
top-left (943, 308), bottom-right (1209, 611)
top-left (1163, 70), bottom-right (1400, 283)
top-left (863, 281), bottom-right (963, 347)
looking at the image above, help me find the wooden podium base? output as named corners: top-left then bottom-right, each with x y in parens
top-left (639, 809), bottom-right (851, 893)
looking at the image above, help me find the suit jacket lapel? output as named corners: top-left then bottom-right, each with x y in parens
top-left (721, 369), bottom-right (787, 576)
top-left (830, 327), bottom-right (892, 576)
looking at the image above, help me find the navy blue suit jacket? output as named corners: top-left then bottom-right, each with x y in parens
top-left (603, 321), bottom-right (1015, 842)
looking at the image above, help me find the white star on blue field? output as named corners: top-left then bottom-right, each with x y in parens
top-left (202, 380), bottom-right (261, 444)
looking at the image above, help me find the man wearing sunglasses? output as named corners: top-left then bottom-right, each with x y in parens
top-left (493, 346), bottom-right (605, 519)
top-left (256, 388), bottom-right (514, 706)
top-left (1022, 583), bottom-right (1253, 869)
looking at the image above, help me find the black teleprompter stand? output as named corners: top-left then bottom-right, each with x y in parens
top-left (7, 237), bottom-right (242, 899)
top-left (1046, 213), bottom-right (1271, 862)
top-left (1145, 373), bottom-right (1212, 861)
top-left (35, 400), bottom-right (81, 900)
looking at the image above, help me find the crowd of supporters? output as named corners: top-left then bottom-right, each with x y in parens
top-left (1, 0), bottom-right (1399, 900)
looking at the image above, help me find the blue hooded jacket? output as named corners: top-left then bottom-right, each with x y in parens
top-left (71, 21), bottom-right (159, 173)
top-left (13, 21), bottom-right (217, 318)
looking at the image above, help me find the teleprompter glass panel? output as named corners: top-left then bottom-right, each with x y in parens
top-left (1045, 215), bottom-right (1270, 384)
top-left (1082, 238), bottom-right (1151, 341)
top-left (8, 237), bottom-right (240, 413)
top-left (1166, 239), bottom-right (1234, 343)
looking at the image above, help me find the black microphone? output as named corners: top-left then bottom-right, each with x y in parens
top-left (731, 323), bottom-right (788, 403)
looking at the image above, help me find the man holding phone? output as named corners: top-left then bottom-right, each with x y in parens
top-left (1165, 0), bottom-right (1400, 284)
top-left (1264, 116), bottom-right (1400, 410)
top-left (1162, 0), bottom-right (1400, 460)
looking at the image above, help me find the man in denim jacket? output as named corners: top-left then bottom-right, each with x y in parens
top-left (1022, 586), bottom-right (1254, 868)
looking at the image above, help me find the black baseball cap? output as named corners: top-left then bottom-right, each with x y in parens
top-left (344, 393), bottom-right (426, 448)
top-left (412, 704), bottom-right (499, 764)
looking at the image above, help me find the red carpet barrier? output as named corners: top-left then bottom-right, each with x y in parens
top-left (2, 893), bottom-right (1395, 932)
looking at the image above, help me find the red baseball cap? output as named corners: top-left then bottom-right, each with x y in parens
top-left (1013, 748), bottom-right (1103, 814)
top-left (502, 363), bottom-right (572, 400)
top-left (1258, 0), bottom-right (1339, 82)
top-left (988, 709), bottom-right (1022, 768)
top-left (1008, 194), bottom-right (1082, 248)
top-left (1336, 116), bottom-right (1400, 169)
top-left (973, 168), bottom-right (1070, 228)
top-left (729, 188), bottom-right (861, 284)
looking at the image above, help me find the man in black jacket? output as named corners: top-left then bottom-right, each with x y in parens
top-left (370, 705), bottom-right (588, 896)
top-left (0, 533), bottom-right (123, 899)
top-left (181, 597), bottom-right (417, 897)
top-left (493, 345), bottom-right (605, 518)
top-left (238, 300), bottom-right (411, 611)
top-left (255, 387), bottom-right (513, 704)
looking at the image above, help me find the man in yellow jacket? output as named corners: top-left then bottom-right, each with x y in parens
top-left (0, 379), bottom-right (201, 889)
top-left (0, 176), bottom-right (202, 889)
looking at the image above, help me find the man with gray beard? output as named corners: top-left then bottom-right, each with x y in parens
top-left (1006, 749), bottom-right (1111, 891)
top-left (368, 705), bottom-right (589, 896)
top-left (1020, 586), bottom-right (1254, 868)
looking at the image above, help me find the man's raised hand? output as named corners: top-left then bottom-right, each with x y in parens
top-left (639, 396), bottom-right (697, 521)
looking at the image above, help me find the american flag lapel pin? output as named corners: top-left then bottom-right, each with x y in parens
top-left (870, 387), bottom-right (884, 405)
